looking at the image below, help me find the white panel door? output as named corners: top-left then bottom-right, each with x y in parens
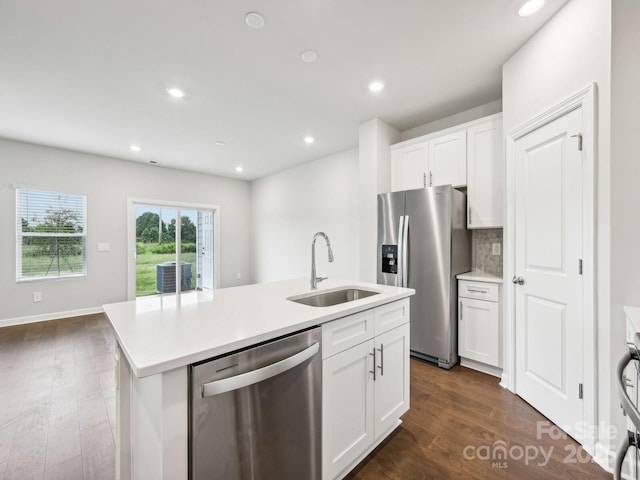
top-left (429, 130), bottom-right (467, 187)
top-left (390, 142), bottom-right (428, 191)
top-left (202, 211), bottom-right (214, 289)
top-left (374, 323), bottom-right (410, 438)
top-left (514, 107), bottom-right (584, 442)
top-left (322, 340), bottom-right (374, 480)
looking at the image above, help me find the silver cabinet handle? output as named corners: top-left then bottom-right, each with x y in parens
top-left (201, 342), bottom-right (319, 397)
top-left (402, 215), bottom-right (409, 288)
top-left (460, 301), bottom-right (463, 320)
top-left (377, 344), bottom-right (384, 376)
top-left (423, 172), bottom-right (427, 188)
top-left (370, 347), bottom-right (377, 381)
top-left (397, 216), bottom-right (405, 287)
top-left (512, 276), bottom-right (525, 285)
top-left (429, 171), bottom-right (433, 186)
top-left (467, 288), bottom-right (488, 294)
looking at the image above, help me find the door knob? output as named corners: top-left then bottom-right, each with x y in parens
top-left (512, 276), bottom-right (525, 286)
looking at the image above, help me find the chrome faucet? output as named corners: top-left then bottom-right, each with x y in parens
top-left (311, 232), bottom-right (334, 289)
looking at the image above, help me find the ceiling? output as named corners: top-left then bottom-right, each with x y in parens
top-left (0, 0), bottom-right (568, 181)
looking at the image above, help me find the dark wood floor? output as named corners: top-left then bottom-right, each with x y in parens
top-left (1, 314), bottom-right (612, 479)
top-left (0, 314), bottom-right (115, 480)
top-left (348, 359), bottom-right (612, 480)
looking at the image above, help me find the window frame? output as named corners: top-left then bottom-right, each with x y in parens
top-left (16, 187), bottom-right (88, 283)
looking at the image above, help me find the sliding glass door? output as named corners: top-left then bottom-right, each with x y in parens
top-left (133, 203), bottom-right (216, 298)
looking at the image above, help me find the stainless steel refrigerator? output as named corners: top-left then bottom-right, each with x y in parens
top-left (377, 185), bottom-right (471, 368)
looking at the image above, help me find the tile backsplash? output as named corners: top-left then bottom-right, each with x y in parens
top-left (472, 228), bottom-right (503, 274)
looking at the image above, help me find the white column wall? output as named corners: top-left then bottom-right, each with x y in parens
top-left (358, 119), bottom-right (399, 283)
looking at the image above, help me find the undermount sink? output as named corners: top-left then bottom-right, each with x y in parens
top-left (288, 287), bottom-right (380, 307)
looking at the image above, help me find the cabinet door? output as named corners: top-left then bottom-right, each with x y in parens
top-left (390, 142), bottom-right (428, 191)
top-left (374, 323), bottom-right (410, 438)
top-left (467, 117), bottom-right (504, 228)
top-left (322, 339), bottom-right (375, 480)
top-left (459, 297), bottom-right (500, 367)
top-left (429, 130), bottom-right (467, 187)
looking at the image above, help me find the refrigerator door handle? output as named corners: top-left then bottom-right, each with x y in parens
top-left (402, 215), bottom-right (409, 288)
top-left (397, 216), bottom-right (405, 287)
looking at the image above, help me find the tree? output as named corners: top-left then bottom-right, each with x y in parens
top-left (166, 216), bottom-right (197, 243)
top-left (31, 208), bottom-right (83, 257)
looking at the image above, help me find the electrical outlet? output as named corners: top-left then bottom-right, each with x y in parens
top-left (236, 272), bottom-right (242, 280)
top-left (492, 243), bottom-right (501, 256)
top-left (97, 242), bottom-right (111, 252)
top-left (33, 291), bottom-right (42, 302)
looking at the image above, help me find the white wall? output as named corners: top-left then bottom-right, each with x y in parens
top-left (0, 138), bottom-right (252, 323)
top-left (611, 0), bottom-right (640, 456)
top-left (358, 119), bottom-right (400, 283)
top-left (251, 148), bottom-right (359, 283)
top-left (502, 0), bottom-right (613, 458)
top-left (400, 99), bottom-right (502, 141)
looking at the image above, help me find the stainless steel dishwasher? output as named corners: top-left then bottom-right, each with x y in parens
top-left (189, 326), bottom-right (322, 480)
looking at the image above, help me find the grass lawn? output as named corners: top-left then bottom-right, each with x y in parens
top-left (136, 251), bottom-right (197, 296)
top-left (21, 250), bottom-right (84, 278)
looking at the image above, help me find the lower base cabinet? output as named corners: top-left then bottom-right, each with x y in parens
top-left (457, 279), bottom-right (502, 376)
top-left (322, 300), bottom-right (410, 480)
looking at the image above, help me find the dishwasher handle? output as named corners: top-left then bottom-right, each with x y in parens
top-left (201, 342), bottom-right (320, 397)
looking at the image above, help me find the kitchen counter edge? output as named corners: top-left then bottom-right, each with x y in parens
top-left (104, 278), bottom-right (414, 378)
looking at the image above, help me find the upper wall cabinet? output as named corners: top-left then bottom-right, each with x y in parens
top-left (466, 116), bottom-right (503, 229)
top-left (390, 130), bottom-right (466, 191)
top-left (390, 113), bottom-right (504, 228)
top-left (390, 141), bottom-right (428, 192)
top-left (429, 130), bottom-right (467, 188)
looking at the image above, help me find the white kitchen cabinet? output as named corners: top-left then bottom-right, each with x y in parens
top-left (467, 116), bottom-right (504, 228)
top-left (322, 299), bottom-right (410, 480)
top-left (390, 131), bottom-right (466, 191)
top-left (322, 339), bottom-right (375, 480)
top-left (374, 323), bottom-right (410, 436)
top-left (390, 114), bottom-right (504, 227)
top-left (429, 129), bottom-right (467, 187)
top-left (390, 141), bottom-right (428, 191)
top-left (458, 279), bottom-right (501, 376)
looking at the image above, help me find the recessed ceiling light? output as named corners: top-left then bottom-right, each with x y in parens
top-left (518, 0), bottom-right (545, 16)
top-left (129, 144), bottom-right (141, 152)
top-left (216, 141), bottom-right (226, 147)
top-left (167, 87), bottom-right (185, 98)
top-left (304, 136), bottom-right (315, 144)
top-left (368, 81), bottom-right (385, 93)
top-left (301, 50), bottom-right (318, 63)
top-left (235, 166), bottom-right (243, 173)
top-left (245, 12), bottom-right (264, 29)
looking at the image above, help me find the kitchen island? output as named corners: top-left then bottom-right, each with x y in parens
top-left (104, 278), bottom-right (414, 480)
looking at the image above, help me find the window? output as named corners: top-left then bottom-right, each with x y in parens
top-left (16, 188), bottom-right (87, 281)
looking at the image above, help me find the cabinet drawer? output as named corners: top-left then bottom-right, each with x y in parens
top-left (458, 280), bottom-right (499, 302)
top-left (374, 299), bottom-right (410, 335)
top-left (322, 310), bottom-right (375, 359)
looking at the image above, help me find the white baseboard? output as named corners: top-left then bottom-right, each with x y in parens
top-left (594, 441), bottom-right (614, 473)
top-left (0, 306), bottom-right (105, 328)
top-left (460, 357), bottom-right (502, 378)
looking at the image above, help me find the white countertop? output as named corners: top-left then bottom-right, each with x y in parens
top-left (104, 278), bottom-right (414, 378)
top-left (456, 271), bottom-right (503, 284)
